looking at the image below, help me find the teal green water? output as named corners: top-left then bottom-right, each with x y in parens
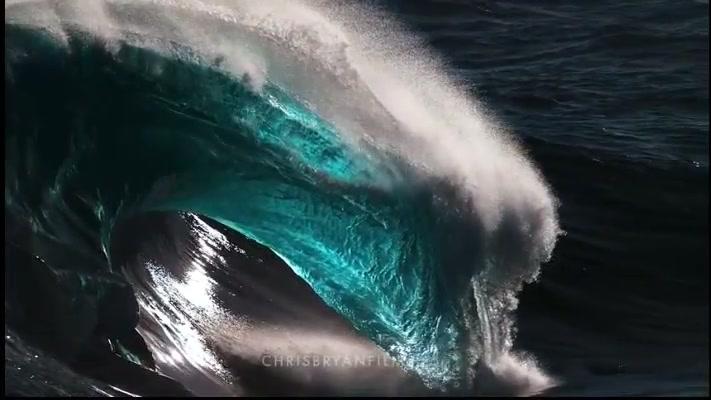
top-left (6, 27), bottom-right (483, 387)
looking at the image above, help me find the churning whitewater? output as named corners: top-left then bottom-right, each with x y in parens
top-left (5, 0), bottom-right (560, 394)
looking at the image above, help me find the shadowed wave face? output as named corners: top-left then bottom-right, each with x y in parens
top-left (5, 0), bottom-right (562, 395)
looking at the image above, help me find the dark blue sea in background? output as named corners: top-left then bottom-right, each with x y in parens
top-left (392, 0), bottom-right (709, 395)
top-left (5, 0), bottom-right (709, 396)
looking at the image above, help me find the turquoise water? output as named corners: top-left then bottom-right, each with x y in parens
top-left (6, 27), bottom-right (484, 387)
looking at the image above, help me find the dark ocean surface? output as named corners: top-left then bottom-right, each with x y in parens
top-left (389, 0), bottom-right (710, 395)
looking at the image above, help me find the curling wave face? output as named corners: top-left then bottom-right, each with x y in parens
top-left (5, 0), bottom-right (560, 392)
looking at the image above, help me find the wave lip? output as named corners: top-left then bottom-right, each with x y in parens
top-left (5, 0), bottom-right (561, 392)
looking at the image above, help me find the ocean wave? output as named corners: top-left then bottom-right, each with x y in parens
top-left (5, 0), bottom-right (560, 393)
